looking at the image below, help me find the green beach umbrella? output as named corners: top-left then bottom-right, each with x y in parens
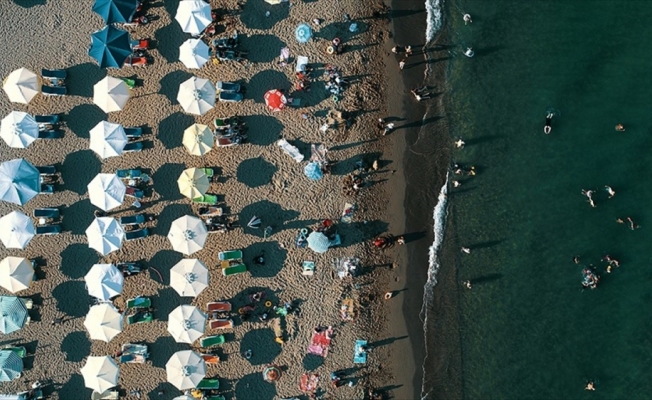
top-left (0, 296), bottom-right (29, 334)
top-left (0, 350), bottom-right (23, 381)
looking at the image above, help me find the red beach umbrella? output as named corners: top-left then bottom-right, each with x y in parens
top-left (264, 89), bottom-right (287, 112)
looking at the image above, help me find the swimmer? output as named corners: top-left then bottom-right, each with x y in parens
top-left (455, 139), bottom-right (465, 148)
top-left (605, 185), bottom-right (615, 198)
top-left (615, 124), bottom-right (625, 132)
top-left (573, 256), bottom-right (580, 264)
top-left (453, 180), bottom-right (462, 187)
top-left (464, 47), bottom-right (474, 58)
top-left (461, 247), bottom-right (471, 254)
top-left (581, 189), bottom-right (596, 208)
top-left (626, 216), bottom-right (639, 230)
top-left (463, 14), bottom-right (472, 24)
top-left (585, 381), bottom-right (596, 391)
top-left (616, 218), bottom-right (625, 224)
top-left (606, 265), bottom-right (612, 273)
top-left (463, 280), bottom-right (472, 289)
top-left (544, 112), bottom-right (553, 134)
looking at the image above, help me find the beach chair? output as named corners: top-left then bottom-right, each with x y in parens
top-left (120, 77), bottom-right (137, 89)
top-left (201, 353), bottom-right (220, 364)
top-left (218, 250), bottom-right (242, 261)
top-left (4, 346), bottom-right (27, 358)
top-left (125, 56), bottom-right (148, 67)
top-left (38, 130), bottom-right (63, 139)
top-left (198, 206), bottom-right (222, 217)
top-left (354, 339), bottom-right (368, 364)
top-left (204, 396), bottom-right (225, 400)
top-left (197, 378), bottom-right (220, 390)
top-left (120, 343), bottom-right (149, 363)
top-left (127, 311), bottom-right (153, 324)
top-left (41, 68), bottom-right (67, 80)
top-left (200, 334), bottom-right (225, 348)
top-left (125, 186), bottom-right (144, 198)
top-left (126, 296), bottom-right (150, 309)
top-left (123, 142), bottom-right (143, 152)
top-left (119, 214), bottom-right (145, 226)
top-left (218, 91), bottom-right (243, 102)
top-left (207, 301), bottom-right (231, 313)
top-left (41, 85), bottom-right (67, 96)
top-left (39, 184), bottom-right (54, 194)
top-left (131, 39), bottom-right (150, 51)
top-left (37, 165), bottom-right (57, 175)
top-left (290, 97), bottom-right (301, 107)
top-left (116, 169), bottom-right (142, 179)
top-left (222, 263), bottom-right (247, 276)
top-left (201, 168), bottom-right (214, 180)
top-left (296, 56), bottom-right (309, 72)
top-left (302, 261), bottom-right (315, 276)
top-left (215, 137), bottom-right (239, 147)
top-left (91, 390), bottom-right (119, 400)
top-left (192, 194), bottom-right (218, 205)
top-left (124, 127), bottom-right (143, 139)
top-left (34, 114), bottom-right (60, 124)
top-left (216, 81), bottom-right (241, 93)
top-left (209, 318), bottom-right (233, 330)
top-left (35, 225), bottom-right (61, 235)
top-left (125, 228), bottom-right (149, 241)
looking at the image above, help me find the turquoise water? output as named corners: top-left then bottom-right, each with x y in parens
top-left (446, 1), bottom-right (652, 398)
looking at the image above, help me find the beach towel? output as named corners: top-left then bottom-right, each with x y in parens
top-left (277, 139), bottom-right (304, 162)
top-left (307, 326), bottom-right (333, 357)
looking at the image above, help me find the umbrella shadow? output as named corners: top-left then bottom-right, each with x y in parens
top-left (248, 70), bottom-right (290, 104)
top-left (240, 329), bottom-right (281, 366)
top-left (331, 151), bottom-right (383, 176)
top-left (149, 335), bottom-right (187, 368)
top-left (302, 353), bottom-right (323, 371)
top-left (159, 70), bottom-right (193, 106)
top-left (239, 200), bottom-right (300, 237)
top-left (66, 104), bottom-right (107, 139)
top-left (52, 281), bottom-right (89, 318)
top-left (13, 0), bottom-right (46, 7)
top-left (152, 164), bottom-right (187, 201)
top-left (147, 383), bottom-right (178, 399)
top-left (243, 241), bottom-right (287, 278)
top-left (156, 203), bottom-right (193, 243)
top-left (239, 34), bottom-right (286, 63)
top-left (338, 220), bottom-right (389, 247)
top-left (235, 372), bottom-right (277, 400)
top-left (61, 199), bottom-right (96, 235)
top-left (60, 243), bottom-right (99, 279)
top-left (157, 111), bottom-right (195, 149)
top-left (156, 0), bottom-right (187, 63)
top-left (58, 374), bottom-right (85, 399)
top-left (236, 157), bottom-right (277, 188)
top-left (59, 151), bottom-right (101, 194)
top-left (60, 331), bottom-right (90, 362)
top-left (239, 1), bottom-right (288, 30)
top-left (146, 250), bottom-right (183, 285)
top-left (67, 63), bottom-right (105, 97)
top-left (150, 287), bottom-right (180, 323)
top-left (245, 115), bottom-right (283, 146)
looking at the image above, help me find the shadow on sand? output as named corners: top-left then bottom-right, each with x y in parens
top-left (59, 151), bottom-right (101, 195)
top-left (60, 243), bottom-right (99, 279)
top-left (245, 115), bottom-right (283, 146)
top-left (242, 241), bottom-right (287, 278)
top-left (61, 199), bottom-right (96, 235)
top-left (66, 104), bottom-right (107, 139)
top-left (61, 331), bottom-right (90, 362)
top-left (149, 335), bottom-right (187, 368)
top-left (156, 0), bottom-right (186, 63)
top-left (236, 157), bottom-right (277, 188)
top-left (235, 372), bottom-right (277, 400)
top-left (52, 281), bottom-right (88, 318)
top-left (152, 164), bottom-right (187, 202)
top-left (248, 70), bottom-right (290, 104)
top-left (239, 1), bottom-right (288, 30)
top-left (66, 63), bottom-right (105, 97)
top-left (240, 329), bottom-right (281, 366)
top-left (157, 111), bottom-right (195, 149)
top-left (239, 34), bottom-right (286, 63)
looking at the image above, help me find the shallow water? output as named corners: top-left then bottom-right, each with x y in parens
top-left (445, 0), bottom-right (652, 398)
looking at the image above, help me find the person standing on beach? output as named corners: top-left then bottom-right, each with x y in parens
top-left (383, 123), bottom-right (395, 136)
top-left (405, 45), bottom-right (412, 57)
top-left (399, 59), bottom-right (406, 71)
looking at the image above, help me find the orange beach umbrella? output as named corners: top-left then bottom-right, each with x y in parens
top-left (264, 89), bottom-right (287, 112)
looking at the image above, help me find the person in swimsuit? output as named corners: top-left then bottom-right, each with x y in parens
top-left (544, 112), bottom-right (553, 134)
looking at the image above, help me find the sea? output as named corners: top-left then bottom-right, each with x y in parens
top-left (420, 0), bottom-right (652, 399)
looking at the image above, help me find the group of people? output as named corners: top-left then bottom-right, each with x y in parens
top-left (324, 64), bottom-right (348, 98)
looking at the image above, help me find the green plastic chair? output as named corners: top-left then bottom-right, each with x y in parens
top-left (192, 194), bottom-right (218, 205)
top-left (201, 168), bottom-right (214, 179)
top-left (126, 297), bottom-right (151, 309)
top-left (200, 335), bottom-right (226, 348)
top-left (4, 346), bottom-right (26, 358)
top-left (218, 250), bottom-right (242, 261)
top-left (222, 263), bottom-right (247, 276)
top-left (127, 312), bottom-right (154, 325)
top-left (197, 378), bottom-right (220, 390)
top-left (120, 78), bottom-right (136, 89)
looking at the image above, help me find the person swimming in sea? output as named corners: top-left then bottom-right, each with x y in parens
top-left (605, 185), bottom-right (615, 198)
top-left (581, 189), bottom-right (596, 208)
top-left (544, 112), bottom-right (553, 134)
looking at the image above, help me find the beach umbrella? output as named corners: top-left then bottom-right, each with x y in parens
top-left (295, 23), bottom-right (313, 43)
top-left (265, 0), bottom-right (283, 4)
top-left (177, 168), bottom-right (209, 200)
top-left (88, 173), bottom-right (126, 211)
top-left (80, 356), bottom-right (119, 393)
top-left (263, 366), bottom-right (282, 382)
top-left (182, 123), bottom-right (213, 156)
top-left (2, 68), bottom-right (39, 104)
top-left (89, 25), bottom-right (132, 68)
top-left (307, 231), bottom-right (330, 253)
top-left (0, 111), bottom-right (39, 149)
top-left (0, 158), bottom-right (39, 206)
top-left (264, 89), bottom-right (287, 112)
top-left (84, 303), bottom-right (123, 342)
top-left (303, 162), bottom-right (323, 181)
top-left (93, 76), bottom-right (130, 113)
top-left (89, 121), bottom-right (128, 158)
top-left (173, 396), bottom-right (194, 400)
top-left (0, 257), bottom-right (33, 294)
top-left (167, 305), bottom-right (206, 344)
top-left (175, 0), bottom-right (212, 35)
top-left (177, 76), bottom-right (215, 116)
top-left (170, 259), bottom-right (209, 297)
top-left (0, 296), bottom-right (29, 334)
top-left (86, 217), bottom-right (125, 256)
top-left (167, 215), bottom-right (208, 255)
top-left (92, 0), bottom-right (139, 24)
top-left (247, 216), bottom-right (261, 229)
top-left (166, 350), bottom-right (206, 390)
top-left (179, 38), bottom-right (210, 69)
top-left (0, 211), bottom-right (34, 250)
top-left (0, 350), bottom-right (23, 382)
top-left (85, 264), bottom-right (124, 301)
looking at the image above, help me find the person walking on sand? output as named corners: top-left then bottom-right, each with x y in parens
top-left (464, 14), bottom-right (472, 24)
top-left (377, 118), bottom-right (385, 132)
top-left (399, 59), bottom-right (406, 70)
top-left (392, 45), bottom-right (403, 54)
top-left (463, 280), bottom-right (472, 289)
top-left (383, 122), bottom-right (395, 136)
top-left (405, 45), bottom-right (412, 57)
top-left (605, 185), bottom-right (615, 198)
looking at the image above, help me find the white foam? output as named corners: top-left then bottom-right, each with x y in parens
top-left (425, 0), bottom-right (443, 43)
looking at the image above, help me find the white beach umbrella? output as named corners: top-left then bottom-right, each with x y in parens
top-left (0, 159), bottom-right (39, 206)
top-left (167, 215), bottom-right (208, 255)
top-left (168, 305), bottom-right (206, 344)
top-left (175, 0), bottom-right (212, 35)
top-left (88, 173), bottom-right (126, 211)
top-left (93, 76), bottom-right (130, 113)
top-left (0, 211), bottom-right (35, 249)
top-left (80, 356), bottom-right (119, 393)
top-left (85, 263), bottom-right (124, 301)
top-left (182, 123), bottom-right (213, 156)
top-left (2, 68), bottom-right (39, 104)
top-left (173, 396), bottom-right (195, 400)
top-left (170, 259), bottom-right (209, 297)
top-left (166, 350), bottom-right (206, 390)
top-left (85, 217), bottom-right (125, 256)
top-left (177, 168), bottom-right (209, 200)
top-left (84, 303), bottom-right (123, 342)
top-left (89, 121), bottom-right (128, 158)
top-left (0, 257), bottom-right (33, 294)
top-left (0, 111), bottom-right (39, 149)
top-left (179, 38), bottom-right (210, 69)
top-left (177, 76), bottom-right (215, 116)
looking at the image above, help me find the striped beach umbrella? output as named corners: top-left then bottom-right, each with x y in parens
top-left (0, 296), bottom-right (29, 334)
top-left (0, 350), bottom-right (23, 381)
top-left (0, 159), bottom-right (40, 206)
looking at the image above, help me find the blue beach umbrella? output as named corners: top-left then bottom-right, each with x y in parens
top-left (92, 0), bottom-right (139, 24)
top-left (0, 296), bottom-right (28, 334)
top-left (304, 162), bottom-right (323, 181)
top-left (0, 350), bottom-right (22, 381)
top-left (295, 23), bottom-right (312, 44)
top-left (89, 25), bottom-right (132, 68)
top-left (307, 231), bottom-right (330, 253)
top-left (0, 158), bottom-right (40, 206)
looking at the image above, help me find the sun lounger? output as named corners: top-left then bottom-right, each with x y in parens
top-left (218, 91), bottom-right (243, 103)
top-left (3, 346), bottom-right (27, 358)
top-left (39, 184), bottom-right (54, 194)
top-left (91, 390), bottom-right (119, 400)
top-left (198, 206), bottom-right (222, 217)
top-left (125, 228), bottom-right (148, 241)
top-left (207, 301), bottom-right (231, 313)
top-left (127, 311), bottom-right (153, 324)
top-left (216, 81), bottom-right (241, 93)
top-left (125, 186), bottom-right (144, 198)
top-left (124, 127), bottom-right (143, 139)
top-left (123, 142), bottom-right (143, 152)
top-left (201, 168), bottom-right (214, 180)
top-left (42, 69), bottom-right (67, 79)
top-left (119, 214), bottom-right (145, 226)
top-left (222, 263), bottom-right (247, 276)
top-left (204, 396), bottom-right (225, 400)
top-left (131, 39), bottom-right (150, 51)
top-left (201, 353), bottom-right (219, 364)
top-left (214, 117), bottom-right (235, 129)
top-left (38, 130), bottom-right (63, 139)
top-left (200, 334), bottom-right (225, 348)
top-left (215, 137), bottom-right (239, 147)
top-left (290, 97), bottom-right (301, 107)
top-left (41, 85), bottom-right (67, 96)
top-left (197, 378), bottom-right (220, 390)
top-left (192, 194), bottom-right (218, 205)
top-left (296, 56), bottom-right (309, 72)
top-left (125, 56), bottom-right (148, 67)
top-left (354, 339), bottom-right (368, 364)
top-left (120, 77), bottom-right (136, 89)
top-left (209, 318), bottom-right (233, 330)
top-left (34, 114), bottom-right (60, 124)
top-left (116, 169), bottom-right (142, 179)
top-left (120, 343), bottom-right (149, 363)
top-left (36, 165), bottom-right (57, 175)
top-left (218, 250), bottom-right (242, 261)
top-left (35, 225), bottom-right (61, 235)
top-left (126, 296), bottom-right (150, 309)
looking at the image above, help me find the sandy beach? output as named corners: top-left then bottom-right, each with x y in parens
top-left (0, 0), bottom-right (424, 399)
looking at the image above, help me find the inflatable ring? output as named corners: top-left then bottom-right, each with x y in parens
top-left (265, 301), bottom-right (273, 308)
top-left (332, 95), bottom-right (339, 103)
top-left (384, 292), bottom-right (393, 300)
top-left (326, 45), bottom-right (335, 55)
top-left (238, 308), bottom-right (245, 314)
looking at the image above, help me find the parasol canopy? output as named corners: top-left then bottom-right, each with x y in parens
top-left (182, 123), bottom-right (214, 156)
top-left (0, 111), bottom-right (39, 149)
top-left (179, 38), bottom-right (210, 69)
top-left (307, 231), bottom-right (330, 253)
top-left (85, 263), bottom-right (124, 301)
top-left (303, 162), bottom-right (323, 181)
top-left (88, 173), bottom-right (126, 211)
top-left (264, 89), bottom-right (287, 112)
top-left (89, 121), bottom-right (128, 158)
top-left (86, 217), bottom-right (125, 256)
top-left (0, 350), bottom-right (23, 382)
top-left (263, 365), bottom-right (282, 382)
top-left (175, 0), bottom-right (212, 35)
top-left (177, 168), bottom-right (209, 200)
top-left (84, 303), bottom-right (123, 342)
top-left (2, 68), bottom-right (39, 104)
top-left (167, 305), bottom-right (206, 343)
top-left (89, 25), bottom-right (132, 68)
top-left (166, 350), bottom-right (206, 390)
top-left (0, 211), bottom-right (34, 250)
top-left (80, 356), bottom-right (119, 393)
top-left (0, 158), bottom-right (39, 206)
top-left (167, 215), bottom-right (208, 255)
top-left (0, 257), bottom-right (34, 293)
top-left (92, 0), bottom-right (139, 24)
top-left (295, 23), bottom-right (313, 43)
top-left (177, 76), bottom-right (216, 116)
top-left (170, 259), bottom-right (209, 297)
top-left (94, 76), bottom-right (130, 113)
top-left (0, 296), bottom-right (29, 334)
